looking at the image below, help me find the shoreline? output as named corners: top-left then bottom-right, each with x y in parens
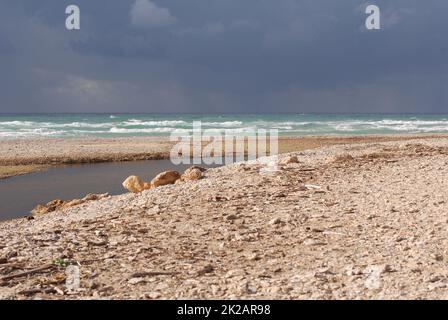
top-left (1, 137), bottom-right (448, 298)
top-left (1, 134), bottom-right (448, 179)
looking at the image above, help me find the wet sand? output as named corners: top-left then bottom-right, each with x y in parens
top-left (1, 135), bottom-right (447, 179)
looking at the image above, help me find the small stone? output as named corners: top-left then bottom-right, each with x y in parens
top-left (302, 238), bottom-right (325, 246)
top-left (269, 217), bottom-right (282, 225)
top-left (225, 269), bottom-right (246, 278)
top-left (434, 254), bottom-right (444, 262)
top-left (198, 264), bottom-right (214, 275)
top-left (245, 283), bottom-right (257, 294)
top-left (247, 253), bottom-right (261, 261)
top-left (128, 277), bottom-right (145, 285)
top-left (145, 292), bottom-right (161, 299)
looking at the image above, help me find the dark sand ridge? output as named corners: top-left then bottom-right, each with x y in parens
top-left (2, 134), bottom-right (448, 179)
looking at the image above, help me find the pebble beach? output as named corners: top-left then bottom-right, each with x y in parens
top-left (1, 136), bottom-right (448, 299)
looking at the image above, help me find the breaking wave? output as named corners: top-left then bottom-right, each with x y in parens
top-left (2, 115), bottom-right (448, 138)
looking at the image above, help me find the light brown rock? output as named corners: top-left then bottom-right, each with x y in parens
top-left (279, 155), bottom-right (299, 165)
top-left (181, 167), bottom-right (203, 181)
top-left (32, 199), bottom-right (65, 216)
top-left (151, 171), bottom-right (181, 188)
top-left (31, 193), bottom-right (109, 216)
top-left (122, 175), bottom-right (146, 193)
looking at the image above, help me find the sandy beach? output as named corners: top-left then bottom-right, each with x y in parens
top-left (1, 136), bottom-right (448, 299)
top-left (1, 135), bottom-right (445, 179)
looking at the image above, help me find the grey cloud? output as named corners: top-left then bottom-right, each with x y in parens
top-left (130, 0), bottom-right (177, 29)
top-left (1, 0), bottom-right (448, 113)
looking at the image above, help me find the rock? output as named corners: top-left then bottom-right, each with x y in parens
top-left (269, 217), bottom-right (282, 225)
top-left (181, 167), bottom-right (203, 182)
top-left (128, 277), bottom-right (145, 285)
top-left (31, 199), bottom-right (64, 216)
top-left (31, 193), bottom-right (110, 216)
top-left (364, 265), bottom-right (390, 290)
top-left (82, 193), bottom-right (109, 201)
top-left (145, 292), bottom-right (161, 299)
top-left (189, 165), bottom-right (207, 172)
top-left (47, 199), bottom-right (64, 211)
top-left (279, 155), bottom-right (299, 165)
top-left (247, 253), bottom-right (261, 261)
top-left (245, 283), bottom-right (257, 294)
top-left (31, 204), bottom-right (50, 216)
top-left (151, 171), bottom-right (180, 188)
top-left (122, 175), bottom-right (146, 193)
top-left (197, 264), bottom-right (214, 275)
top-left (62, 199), bottom-right (84, 208)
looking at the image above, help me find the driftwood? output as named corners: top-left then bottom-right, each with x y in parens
top-left (0, 263), bottom-right (55, 282)
top-left (18, 287), bottom-right (57, 296)
top-left (130, 271), bottom-right (180, 278)
top-left (0, 262), bottom-right (25, 269)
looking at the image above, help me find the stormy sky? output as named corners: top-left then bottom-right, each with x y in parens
top-left (0, 0), bottom-right (447, 113)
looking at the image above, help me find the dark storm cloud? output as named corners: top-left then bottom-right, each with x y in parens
top-left (0, 0), bottom-right (447, 113)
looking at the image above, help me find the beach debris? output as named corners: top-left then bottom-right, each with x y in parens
top-left (31, 193), bottom-right (110, 216)
top-left (150, 170), bottom-right (181, 188)
top-left (122, 175), bottom-right (147, 193)
top-left (0, 263), bottom-right (55, 282)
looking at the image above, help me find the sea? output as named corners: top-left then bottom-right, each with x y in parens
top-left (1, 114), bottom-right (448, 138)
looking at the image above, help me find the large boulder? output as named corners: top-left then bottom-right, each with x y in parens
top-left (122, 175), bottom-right (146, 193)
top-left (151, 171), bottom-right (181, 188)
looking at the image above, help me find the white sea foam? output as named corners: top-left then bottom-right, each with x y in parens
top-left (3, 116), bottom-right (448, 137)
top-left (123, 119), bottom-right (187, 126)
top-left (201, 121), bottom-right (244, 127)
top-left (0, 121), bottom-right (37, 127)
top-left (109, 127), bottom-right (189, 133)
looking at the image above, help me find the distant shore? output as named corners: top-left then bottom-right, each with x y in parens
top-left (1, 134), bottom-right (448, 179)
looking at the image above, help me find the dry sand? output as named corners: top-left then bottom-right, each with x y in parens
top-left (1, 135), bottom-right (445, 179)
top-left (1, 137), bottom-right (448, 299)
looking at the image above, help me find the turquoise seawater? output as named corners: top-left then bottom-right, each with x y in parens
top-left (1, 114), bottom-right (448, 138)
